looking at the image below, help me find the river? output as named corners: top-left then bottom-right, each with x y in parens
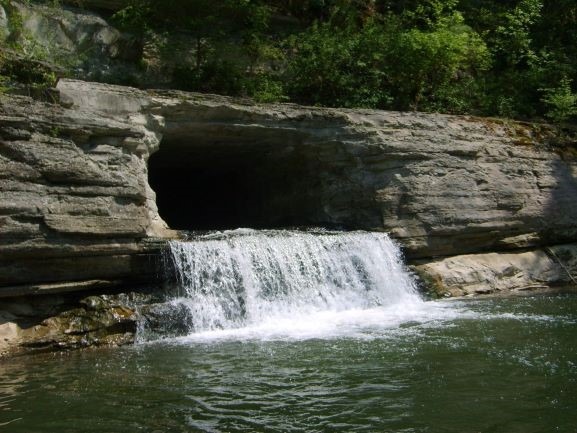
top-left (1, 230), bottom-right (575, 432)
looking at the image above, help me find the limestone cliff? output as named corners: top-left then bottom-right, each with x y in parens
top-left (2, 0), bottom-right (577, 358)
top-left (1, 79), bottom-right (576, 297)
top-left (2, 79), bottom-right (577, 355)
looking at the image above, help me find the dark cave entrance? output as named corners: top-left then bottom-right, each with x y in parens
top-left (148, 135), bottom-right (328, 230)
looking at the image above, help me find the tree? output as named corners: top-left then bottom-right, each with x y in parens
top-left (285, 18), bottom-right (391, 108)
top-left (541, 77), bottom-right (577, 123)
top-left (385, 12), bottom-right (490, 112)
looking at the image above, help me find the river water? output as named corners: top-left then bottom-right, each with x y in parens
top-left (1, 230), bottom-right (576, 432)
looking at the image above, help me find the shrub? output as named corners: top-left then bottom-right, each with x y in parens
top-left (541, 77), bottom-right (577, 123)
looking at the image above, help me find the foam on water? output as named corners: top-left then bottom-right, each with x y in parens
top-left (149, 229), bottom-right (567, 343)
top-left (160, 229), bottom-right (439, 340)
top-left (174, 302), bottom-right (464, 343)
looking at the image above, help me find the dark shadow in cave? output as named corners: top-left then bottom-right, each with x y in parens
top-left (148, 136), bottom-right (328, 230)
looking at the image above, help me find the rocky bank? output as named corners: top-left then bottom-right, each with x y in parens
top-left (1, 79), bottom-right (577, 355)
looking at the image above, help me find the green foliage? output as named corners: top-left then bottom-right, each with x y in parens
top-left (493, 0), bottom-right (543, 67)
top-left (284, 9), bottom-right (489, 112)
top-left (0, 0), bottom-right (74, 97)
top-left (247, 73), bottom-right (287, 103)
top-left (111, 2), bottom-right (153, 34)
top-left (173, 59), bottom-right (244, 95)
top-left (113, 0), bottom-right (270, 37)
top-left (0, 50), bottom-right (59, 99)
top-left (0, 60), bottom-right (8, 94)
top-left (284, 19), bottom-right (391, 108)
top-left (0, 0), bottom-right (575, 124)
top-left (541, 77), bottom-right (577, 123)
top-left (398, 0), bottom-right (460, 28)
top-left (385, 12), bottom-right (490, 111)
top-left (112, 0), bottom-right (278, 97)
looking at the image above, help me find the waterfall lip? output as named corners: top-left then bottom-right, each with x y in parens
top-left (180, 227), bottom-right (380, 242)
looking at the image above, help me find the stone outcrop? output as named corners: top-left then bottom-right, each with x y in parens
top-left (1, 78), bottom-right (577, 293)
top-left (414, 244), bottom-right (577, 297)
top-left (0, 86), bottom-right (170, 291)
top-left (146, 88), bottom-right (577, 259)
top-left (1, 78), bottom-right (577, 355)
top-left (0, 1), bottom-right (140, 83)
top-left (1, 2), bottom-right (575, 359)
top-left (0, 289), bottom-right (164, 357)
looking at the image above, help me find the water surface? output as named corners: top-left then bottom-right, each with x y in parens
top-left (1, 294), bottom-right (576, 433)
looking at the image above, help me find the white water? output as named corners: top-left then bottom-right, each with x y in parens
top-left (159, 229), bottom-right (463, 341)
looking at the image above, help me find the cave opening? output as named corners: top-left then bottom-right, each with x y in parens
top-left (148, 135), bottom-right (328, 231)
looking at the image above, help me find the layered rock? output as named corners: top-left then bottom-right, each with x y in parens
top-left (2, 78), bottom-right (577, 292)
top-left (144, 87), bottom-right (577, 259)
top-left (0, 289), bottom-right (161, 357)
top-left (0, 86), bottom-right (169, 290)
top-left (1, 78), bottom-right (577, 355)
top-left (414, 244), bottom-right (577, 297)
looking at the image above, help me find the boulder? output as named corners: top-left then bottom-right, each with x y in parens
top-left (1, 1), bottom-right (141, 83)
top-left (414, 244), bottom-right (577, 297)
top-left (0, 291), bottom-right (152, 356)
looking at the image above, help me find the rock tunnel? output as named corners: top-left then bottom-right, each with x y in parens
top-left (148, 126), bottom-right (331, 231)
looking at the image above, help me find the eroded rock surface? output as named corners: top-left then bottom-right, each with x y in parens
top-left (414, 244), bottom-right (577, 297)
top-left (0, 89), bottom-right (169, 290)
top-left (143, 86), bottom-right (577, 258)
top-left (1, 78), bottom-right (577, 356)
top-left (0, 290), bottom-right (159, 357)
top-left (2, 79), bottom-right (577, 295)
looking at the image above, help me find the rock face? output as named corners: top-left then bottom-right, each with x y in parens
top-left (0, 86), bottom-right (168, 291)
top-left (0, 289), bottom-right (163, 357)
top-left (148, 90), bottom-right (577, 259)
top-left (1, 1), bottom-right (140, 83)
top-left (1, 78), bottom-right (577, 355)
top-left (1, 78), bottom-right (577, 294)
top-left (414, 244), bottom-right (577, 297)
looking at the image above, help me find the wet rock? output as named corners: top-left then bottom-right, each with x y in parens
top-left (414, 244), bottom-right (577, 297)
top-left (138, 302), bottom-right (195, 341)
top-left (0, 289), bottom-right (163, 357)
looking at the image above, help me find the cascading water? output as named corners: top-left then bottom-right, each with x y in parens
top-left (155, 229), bottom-right (428, 340)
top-left (7, 228), bottom-right (577, 433)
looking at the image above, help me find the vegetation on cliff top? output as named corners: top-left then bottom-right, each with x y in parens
top-left (1, 0), bottom-right (576, 125)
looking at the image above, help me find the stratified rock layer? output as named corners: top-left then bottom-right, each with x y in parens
top-left (1, 79), bottom-right (577, 296)
top-left (0, 87), bottom-right (166, 289)
top-left (414, 244), bottom-right (577, 297)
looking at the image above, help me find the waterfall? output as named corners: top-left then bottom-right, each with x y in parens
top-left (161, 229), bottom-right (422, 337)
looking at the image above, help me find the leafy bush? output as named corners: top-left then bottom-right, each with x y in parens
top-left (246, 73), bottom-right (286, 103)
top-left (285, 20), bottom-right (391, 108)
top-left (541, 77), bottom-right (577, 123)
top-left (173, 59), bottom-right (244, 95)
top-left (284, 11), bottom-right (489, 113)
top-left (385, 13), bottom-right (490, 112)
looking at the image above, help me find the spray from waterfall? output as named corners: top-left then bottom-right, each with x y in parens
top-left (159, 229), bottom-right (423, 338)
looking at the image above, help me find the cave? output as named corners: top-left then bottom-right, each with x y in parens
top-left (148, 132), bottom-right (328, 231)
